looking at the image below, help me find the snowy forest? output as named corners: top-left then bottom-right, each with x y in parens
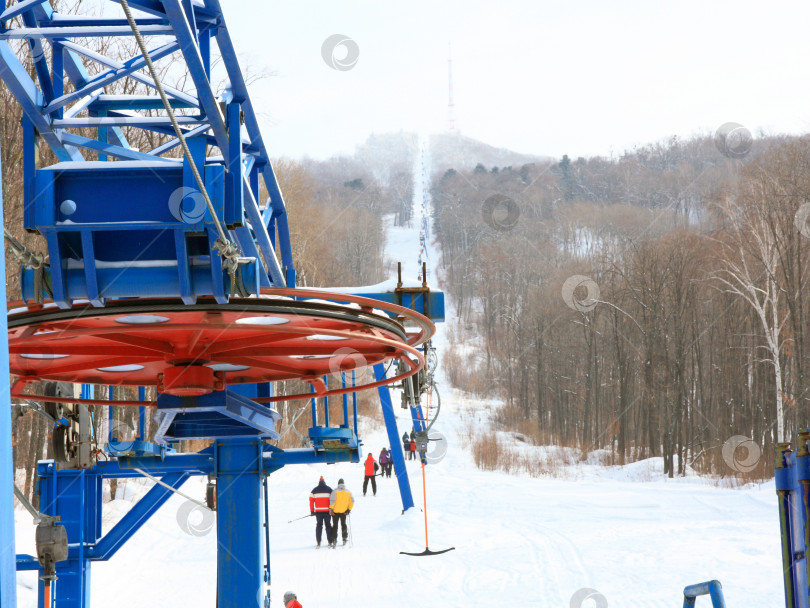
top-left (434, 133), bottom-right (810, 478)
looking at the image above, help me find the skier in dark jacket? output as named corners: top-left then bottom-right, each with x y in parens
top-left (402, 432), bottom-right (410, 456)
top-left (309, 476), bottom-right (333, 548)
top-left (385, 448), bottom-right (393, 477)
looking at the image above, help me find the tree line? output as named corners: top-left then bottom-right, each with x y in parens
top-left (434, 133), bottom-right (810, 478)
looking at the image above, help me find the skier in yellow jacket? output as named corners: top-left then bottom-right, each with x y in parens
top-left (328, 478), bottom-right (354, 547)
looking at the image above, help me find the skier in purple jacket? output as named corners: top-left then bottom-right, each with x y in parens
top-left (379, 448), bottom-right (390, 478)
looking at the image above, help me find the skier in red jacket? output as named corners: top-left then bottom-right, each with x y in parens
top-left (283, 591), bottom-right (302, 608)
top-left (308, 476), bottom-right (332, 548)
top-left (362, 453), bottom-right (379, 496)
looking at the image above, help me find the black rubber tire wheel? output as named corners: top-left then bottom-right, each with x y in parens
top-left (52, 425), bottom-right (76, 466)
top-left (42, 382), bottom-right (64, 421)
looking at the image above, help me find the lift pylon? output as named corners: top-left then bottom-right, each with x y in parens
top-left (0, 2), bottom-right (445, 607)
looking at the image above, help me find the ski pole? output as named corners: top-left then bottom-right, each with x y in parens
top-left (348, 512), bottom-right (354, 548)
top-left (287, 513), bottom-right (313, 524)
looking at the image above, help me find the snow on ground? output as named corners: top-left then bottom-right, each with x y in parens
top-left (13, 137), bottom-right (785, 607)
top-left (13, 387), bottom-right (784, 607)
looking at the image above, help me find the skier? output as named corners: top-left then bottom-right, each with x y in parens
top-left (283, 591), bottom-right (302, 608)
top-left (308, 476), bottom-right (332, 548)
top-left (378, 448), bottom-right (389, 479)
top-left (402, 432), bottom-right (410, 456)
top-left (363, 453), bottom-right (379, 496)
top-left (385, 447), bottom-right (393, 477)
top-left (409, 438), bottom-right (416, 461)
top-left (329, 478), bottom-right (354, 547)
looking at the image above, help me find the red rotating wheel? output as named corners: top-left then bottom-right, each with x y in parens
top-left (8, 288), bottom-right (434, 406)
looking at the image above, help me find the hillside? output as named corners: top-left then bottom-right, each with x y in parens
top-left (430, 131), bottom-right (548, 173)
top-left (351, 131), bottom-right (547, 183)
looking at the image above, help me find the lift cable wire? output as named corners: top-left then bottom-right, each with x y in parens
top-left (118, 0), bottom-right (248, 295)
top-left (13, 484), bottom-right (58, 525)
top-left (4, 227), bottom-right (52, 302)
top-left (133, 467), bottom-right (213, 511)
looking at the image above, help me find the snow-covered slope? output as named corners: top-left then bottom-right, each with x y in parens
top-left (13, 138), bottom-right (783, 607)
top-left (14, 373), bottom-right (783, 607)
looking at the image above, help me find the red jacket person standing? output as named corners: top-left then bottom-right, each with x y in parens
top-left (363, 453), bottom-right (378, 496)
top-left (309, 476), bottom-right (332, 548)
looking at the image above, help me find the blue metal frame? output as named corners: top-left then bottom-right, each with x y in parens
top-left (375, 364), bottom-right (415, 512)
top-left (683, 580), bottom-right (726, 607)
top-left (776, 436), bottom-right (810, 608)
top-left (0, 0), bottom-right (293, 307)
top-left (0, 2), bottom-right (446, 607)
top-left (0, 142), bottom-right (18, 608)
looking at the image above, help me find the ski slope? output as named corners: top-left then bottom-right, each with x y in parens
top-left (13, 365), bottom-right (784, 607)
top-left (14, 137), bottom-right (784, 607)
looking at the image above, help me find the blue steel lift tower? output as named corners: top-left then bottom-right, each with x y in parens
top-left (0, 2), bottom-right (444, 607)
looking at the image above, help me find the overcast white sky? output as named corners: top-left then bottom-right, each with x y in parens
top-left (219, 0), bottom-right (810, 160)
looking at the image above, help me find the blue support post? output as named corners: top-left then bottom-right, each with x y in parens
top-left (373, 364), bottom-right (414, 511)
top-left (322, 376), bottom-right (329, 428)
top-left (107, 386), bottom-right (113, 443)
top-left (138, 387), bottom-right (145, 441)
top-left (683, 580), bottom-right (726, 607)
top-left (341, 373), bottom-right (349, 427)
top-left (352, 371), bottom-right (358, 436)
top-left (0, 141), bottom-right (17, 608)
top-left (262, 477), bottom-right (271, 587)
top-left (215, 439), bottom-right (265, 608)
top-left (38, 463), bottom-right (103, 608)
top-left (776, 433), bottom-right (810, 608)
top-left (310, 385), bottom-right (317, 428)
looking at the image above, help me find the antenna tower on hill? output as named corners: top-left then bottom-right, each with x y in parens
top-left (447, 42), bottom-right (457, 132)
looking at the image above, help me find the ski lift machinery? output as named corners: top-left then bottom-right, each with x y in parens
top-left (0, 2), bottom-right (446, 607)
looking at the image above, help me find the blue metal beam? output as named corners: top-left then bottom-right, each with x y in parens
top-left (44, 40), bottom-right (181, 114)
top-left (683, 580), bottom-right (726, 608)
top-left (160, 0), bottom-right (230, 162)
top-left (91, 473), bottom-right (189, 560)
top-left (0, 25), bottom-right (176, 39)
top-left (57, 39), bottom-right (199, 109)
top-left (0, 0), bottom-right (46, 23)
top-left (61, 132), bottom-right (174, 162)
top-left (374, 363), bottom-right (415, 511)
top-left (0, 140), bottom-right (17, 608)
top-left (0, 41), bottom-right (80, 161)
top-left (214, 439), bottom-right (264, 608)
